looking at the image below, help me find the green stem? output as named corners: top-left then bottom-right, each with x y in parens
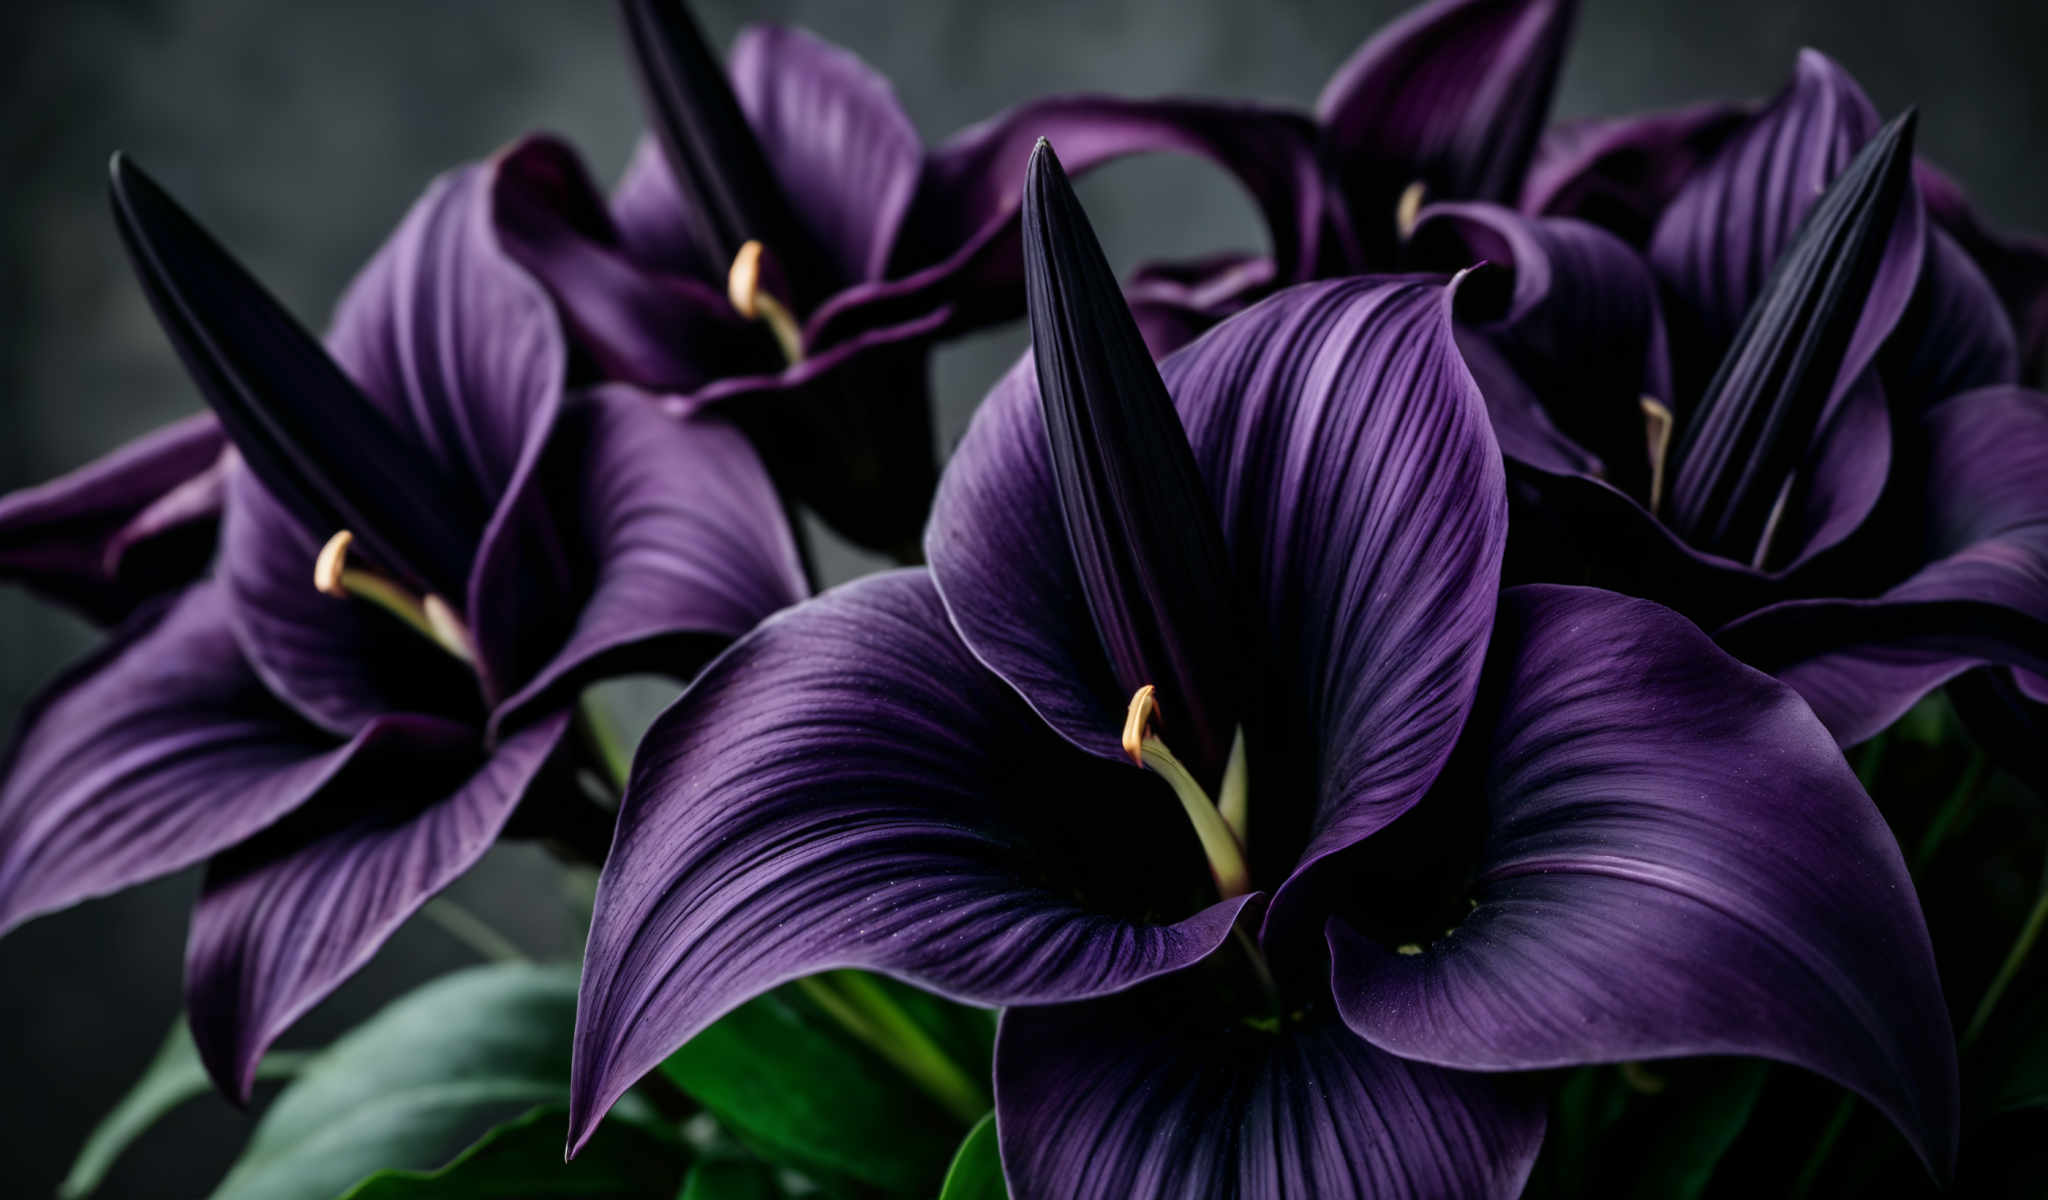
top-left (797, 973), bottom-right (990, 1124)
top-left (422, 898), bottom-right (526, 963)
top-left (1141, 738), bottom-right (1251, 898)
top-left (1791, 1095), bottom-right (1855, 1198)
top-left (1913, 749), bottom-right (1986, 871)
top-left (1964, 865), bottom-right (2048, 1047)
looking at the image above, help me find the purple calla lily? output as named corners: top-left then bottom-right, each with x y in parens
top-left (0, 151), bottom-right (806, 1100)
top-left (1410, 52), bottom-right (2048, 746)
top-left (1124, 0), bottom-right (1577, 355)
top-left (494, 0), bottom-right (1332, 557)
top-left (567, 141), bottom-right (1957, 1196)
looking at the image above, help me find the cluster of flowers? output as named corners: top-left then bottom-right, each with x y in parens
top-left (4, 0), bottom-right (2045, 1195)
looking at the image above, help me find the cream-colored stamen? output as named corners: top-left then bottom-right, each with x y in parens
top-left (727, 239), bottom-right (805, 366)
top-left (1640, 396), bottom-right (1675, 516)
top-left (1120, 683), bottom-right (1159, 767)
top-left (314, 530), bottom-right (355, 597)
top-left (1396, 180), bottom-right (1428, 241)
top-left (1120, 685), bottom-right (1251, 899)
top-left (311, 529), bottom-right (475, 665)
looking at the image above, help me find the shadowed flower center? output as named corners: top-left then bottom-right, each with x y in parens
top-left (727, 240), bottom-right (805, 365)
top-left (1120, 684), bottom-right (1251, 900)
top-left (313, 529), bottom-right (478, 666)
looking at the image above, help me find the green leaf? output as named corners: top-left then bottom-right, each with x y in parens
top-left (1622, 1060), bottom-right (1769, 1199)
top-left (937, 1114), bottom-right (1006, 1200)
top-left (660, 984), bottom-right (970, 1195)
top-left (59, 1017), bottom-right (309, 1199)
top-left (340, 1105), bottom-right (683, 1198)
top-left (676, 1159), bottom-right (781, 1200)
top-left (211, 962), bottom-right (674, 1200)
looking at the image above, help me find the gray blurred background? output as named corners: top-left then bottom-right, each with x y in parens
top-left (1, 0), bottom-right (2042, 1193)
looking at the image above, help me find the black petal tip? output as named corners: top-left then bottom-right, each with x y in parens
top-left (108, 153), bottom-right (481, 594)
top-left (1020, 129), bottom-right (1248, 782)
top-left (617, 0), bottom-right (822, 303)
top-left (1665, 103), bottom-right (1919, 562)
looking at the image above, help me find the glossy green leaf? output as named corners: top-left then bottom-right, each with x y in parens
top-left (937, 1114), bottom-right (1006, 1200)
top-left (340, 1105), bottom-right (684, 1198)
top-left (210, 962), bottom-right (668, 1200)
top-left (676, 1159), bottom-right (781, 1200)
top-left (59, 1017), bottom-right (309, 1199)
top-left (659, 981), bottom-right (975, 1195)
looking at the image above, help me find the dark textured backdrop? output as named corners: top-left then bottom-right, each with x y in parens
top-left (2, 0), bottom-right (2043, 1193)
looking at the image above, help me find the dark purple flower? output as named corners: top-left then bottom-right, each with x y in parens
top-left (565, 142), bottom-right (1956, 1196)
top-left (0, 152), bottom-right (806, 1099)
top-left (1527, 72), bottom-right (2048, 383)
top-left (1125, 0), bottom-right (1577, 354)
top-left (1415, 53), bottom-right (2048, 745)
top-left (491, 0), bottom-right (1328, 557)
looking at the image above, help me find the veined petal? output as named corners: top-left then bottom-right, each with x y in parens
top-left (1649, 52), bottom-right (1888, 357)
top-left (1884, 226), bottom-right (2021, 403)
top-left (1019, 140), bottom-right (1247, 781)
top-left (186, 712), bottom-right (567, 1101)
top-left (1169, 279), bottom-right (1506, 914)
top-left (931, 278), bottom-right (1506, 909)
top-left (1411, 202), bottom-right (1668, 495)
top-left (814, 94), bottom-right (1332, 354)
top-left (1917, 160), bottom-right (2048, 381)
top-left (1330, 585), bottom-right (1957, 1178)
top-left (996, 989), bottom-right (1544, 1200)
top-left (1720, 386), bottom-right (2048, 743)
top-left (1519, 102), bottom-right (1748, 244)
top-left (482, 386), bottom-right (808, 736)
top-left (109, 155), bottom-right (481, 599)
top-left (616, 0), bottom-right (830, 308)
top-left (728, 23), bottom-right (923, 286)
top-left (0, 413), bottom-right (225, 624)
top-left (325, 153), bottom-right (566, 523)
top-left (1318, 0), bottom-right (1575, 262)
top-left (0, 584), bottom-right (359, 935)
top-left (568, 570), bottom-right (1252, 1154)
top-left (494, 135), bottom-right (771, 395)
top-left (1663, 109), bottom-right (1921, 563)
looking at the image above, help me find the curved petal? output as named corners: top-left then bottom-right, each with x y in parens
top-left (569, 570), bottom-right (1253, 1153)
top-left (813, 96), bottom-right (1333, 352)
top-left (1647, 50), bottom-right (1923, 414)
top-left (931, 279), bottom-right (1507, 922)
top-left (1723, 385), bottom-right (2048, 743)
top-left (482, 386), bottom-right (808, 735)
top-left (611, 136), bottom-right (709, 279)
top-left (222, 468), bottom-right (483, 737)
top-left (495, 135), bottom-right (773, 395)
top-left (728, 23), bottom-right (922, 286)
top-left (0, 413), bottom-right (225, 624)
top-left (1317, 0), bottom-right (1575, 261)
top-left (1884, 226), bottom-right (2021, 403)
top-left (1124, 253), bottom-right (1278, 358)
top-left (1454, 326), bottom-right (1602, 476)
top-left (1519, 102), bottom-right (1749, 244)
top-left (1772, 371), bottom-right (1891, 569)
top-left (1412, 202), bottom-right (1669, 493)
top-left (324, 152), bottom-right (564, 514)
top-left (186, 712), bottom-right (567, 1100)
top-left (997, 991), bottom-right (1544, 1200)
top-left (1917, 160), bottom-right (2048, 380)
top-left (0, 583), bottom-right (372, 934)
top-left (1329, 584), bottom-right (1957, 1179)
